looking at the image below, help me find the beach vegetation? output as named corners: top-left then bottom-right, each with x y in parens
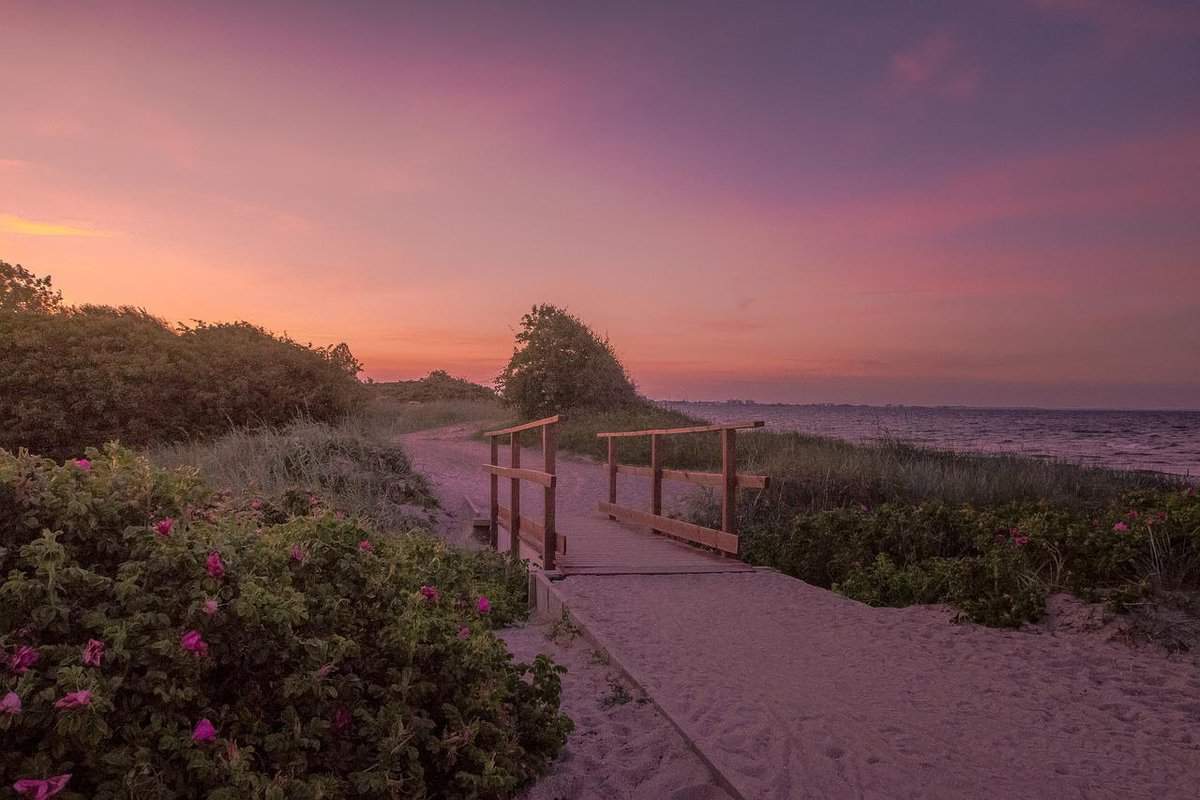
top-left (0, 300), bottom-right (365, 459)
top-left (0, 445), bottom-right (570, 798)
top-left (151, 417), bottom-right (439, 533)
top-left (497, 304), bottom-right (638, 419)
top-left (372, 370), bottom-right (497, 403)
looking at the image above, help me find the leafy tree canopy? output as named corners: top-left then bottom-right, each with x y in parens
top-left (0, 260), bottom-right (62, 313)
top-left (497, 304), bottom-right (637, 419)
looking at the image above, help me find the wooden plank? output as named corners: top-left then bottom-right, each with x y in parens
top-left (482, 464), bottom-right (556, 488)
top-left (488, 437), bottom-right (499, 548)
top-left (721, 428), bottom-right (737, 544)
top-left (497, 506), bottom-right (567, 558)
top-left (598, 501), bottom-right (739, 555)
top-left (542, 422), bottom-right (557, 571)
top-left (484, 415), bottom-right (563, 437)
top-left (498, 505), bottom-right (543, 538)
top-left (596, 420), bottom-right (764, 438)
top-left (650, 433), bottom-right (662, 535)
top-left (510, 434), bottom-right (520, 559)
top-left (615, 464), bottom-right (768, 490)
top-left (607, 437), bottom-right (617, 520)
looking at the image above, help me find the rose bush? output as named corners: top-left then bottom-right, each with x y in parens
top-left (1, 445), bottom-right (570, 798)
top-left (740, 491), bottom-right (1200, 627)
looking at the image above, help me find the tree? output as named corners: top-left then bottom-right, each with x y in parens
top-left (0, 260), bottom-right (62, 313)
top-left (497, 304), bottom-right (637, 418)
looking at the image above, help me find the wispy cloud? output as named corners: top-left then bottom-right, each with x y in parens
top-left (888, 31), bottom-right (980, 100)
top-left (0, 159), bottom-right (28, 170)
top-left (0, 213), bottom-right (114, 238)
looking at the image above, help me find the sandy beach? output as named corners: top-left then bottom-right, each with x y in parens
top-left (404, 424), bottom-right (1200, 800)
top-left (501, 621), bottom-right (734, 800)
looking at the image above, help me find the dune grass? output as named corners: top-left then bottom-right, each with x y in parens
top-left (150, 417), bottom-right (439, 532)
top-left (507, 401), bottom-right (1175, 513)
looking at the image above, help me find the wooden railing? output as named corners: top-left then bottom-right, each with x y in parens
top-left (596, 421), bottom-right (768, 555)
top-left (482, 415), bottom-right (565, 570)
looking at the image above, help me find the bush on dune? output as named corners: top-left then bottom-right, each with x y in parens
top-left (497, 305), bottom-right (637, 419)
top-left (0, 445), bottom-right (570, 799)
top-left (0, 305), bottom-right (365, 459)
top-left (372, 371), bottom-right (497, 403)
top-left (735, 492), bottom-right (1200, 627)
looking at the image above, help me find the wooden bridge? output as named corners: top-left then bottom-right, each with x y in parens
top-left (480, 415), bottom-right (767, 576)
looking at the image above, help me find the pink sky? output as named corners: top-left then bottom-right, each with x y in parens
top-left (2, 1), bottom-right (1198, 408)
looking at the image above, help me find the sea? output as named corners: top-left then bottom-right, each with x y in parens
top-left (659, 402), bottom-right (1200, 478)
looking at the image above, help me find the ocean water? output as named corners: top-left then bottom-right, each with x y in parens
top-left (660, 402), bottom-right (1200, 478)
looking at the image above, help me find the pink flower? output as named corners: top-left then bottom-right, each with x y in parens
top-left (202, 598), bottom-right (219, 616)
top-left (457, 626), bottom-right (470, 640)
top-left (358, 539), bottom-right (374, 553)
top-left (1113, 521), bottom-right (1130, 533)
top-left (206, 551), bottom-right (225, 578)
top-left (316, 663), bottom-right (335, 679)
top-left (476, 596), bottom-right (491, 615)
top-left (332, 705), bottom-right (352, 733)
top-left (181, 630), bottom-right (208, 656)
top-left (153, 517), bottom-right (174, 537)
top-left (192, 718), bottom-right (217, 743)
top-left (1013, 535), bottom-right (1030, 546)
top-left (72, 458), bottom-right (91, 471)
top-left (82, 639), bottom-right (105, 667)
top-left (54, 690), bottom-right (91, 710)
top-left (250, 498), bottom-right (263, 510)
top-left (9, 646), bottom-right (39, 674)
top-left (12, 774), bottom-right (71, 799)
top-left (290, 544), bottom-right (307, 563)
top-left (0, 691), bottom-right (21, 715)
top-left (419, 585), bottom-right (439, 602)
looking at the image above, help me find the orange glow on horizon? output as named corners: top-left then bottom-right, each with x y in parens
top-left (2, 2), bottom-right (1197, 408)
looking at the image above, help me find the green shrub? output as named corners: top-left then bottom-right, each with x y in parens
top-left (737, 492), bottom-right (1200, 627)
top-left (1, 260), bottom-right (62, 313)
top-left (372, 372), bottom-right (497, 403)
top-left (0, 308), bottom-right (365, 458)
top-left (496, 305), bottom-right (637, 419)
top-left (0, 445), bottom-right (570, 798)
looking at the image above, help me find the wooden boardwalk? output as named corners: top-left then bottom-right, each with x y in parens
top-left (493, 461), bottom-right (756, 576)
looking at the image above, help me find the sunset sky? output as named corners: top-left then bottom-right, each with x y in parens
top-left (2, 1), bottom-right (1198, 408)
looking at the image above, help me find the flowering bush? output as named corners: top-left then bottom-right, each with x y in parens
top-left (741, 490), bottom-right (1200, 627)
top-left (0, 445), bottom-right (570, 798)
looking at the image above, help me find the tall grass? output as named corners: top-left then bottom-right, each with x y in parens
top-left (151, 417), bottom-right (438, 532)
top-left (367, 396), bottom-right (508, 434)
top-left (522, 401), bottom-right (1177, 513)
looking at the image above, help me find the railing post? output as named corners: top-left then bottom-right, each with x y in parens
top-left (721, 428), bottom-right (737, 547)
top-left (510, 432), bottom-right (521, 558)
top-left (650, 433), bottom-right (662, 534)
top-left (488, 435), bottom-right (499, 549)
top-left (607, 437), bottom-right (617, 520)
top-left (542, 422), bottom-right (557, 570)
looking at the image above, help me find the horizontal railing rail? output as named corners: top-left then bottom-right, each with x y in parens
top-left (597, 420), bottom-right (768, 556)
top-left (596, 420), bottom-right (763, 438)
top-left (483, 415), bottom-right (564, 569)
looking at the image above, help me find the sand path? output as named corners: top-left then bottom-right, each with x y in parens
top-left (401, 425), bottom-right (1200, 800)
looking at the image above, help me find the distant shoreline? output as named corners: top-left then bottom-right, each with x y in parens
top-left (658, 400), bottom-right (1200, 478)
top-left (656, 399), bottom-right (1200, 414)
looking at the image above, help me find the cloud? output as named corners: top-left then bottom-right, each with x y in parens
top-left (888, 31), bottom-right (980, 99)
top-left (0, 213), bottom-right (114, 238)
